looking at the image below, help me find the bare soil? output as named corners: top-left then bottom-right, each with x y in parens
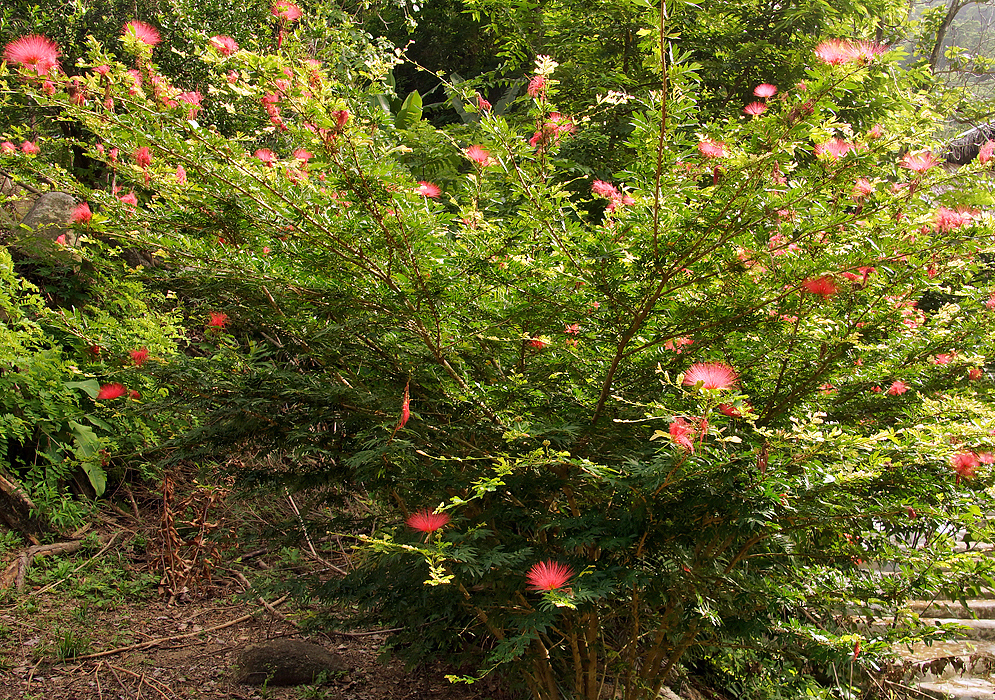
top-left (0, 488), bottom-right (503, 700)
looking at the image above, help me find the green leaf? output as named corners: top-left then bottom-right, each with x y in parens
top-left (395, 90), bottom-right (423, 130)
top-left (81, 460), bottom-right (107, 497)
top-left (66, 380), bottom-right (101, 399)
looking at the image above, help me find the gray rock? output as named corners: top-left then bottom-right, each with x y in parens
top-left (234, 639), bottom-right (348, 686)
top-left (20, 191), bottom-right (76, 240)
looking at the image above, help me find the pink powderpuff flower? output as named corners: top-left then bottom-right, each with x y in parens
top-left (802, 275), bottom-right (838, 298)
top-left (476, 94), bottom-right (491, 111)
top-left (841, 266), bottom-right (875, 285)
top-left (564, 323), bottom-right (580, 335)
top-left (697, 139), bottom-right (727, 158)
top-left (175, 164), bottom-right (186, 184)
top-left (21, 141), bottom-right (39, 155)
top-left (42, 80), bottom-right (56, 95)
top-left (525, 560), bottom-right (574, 591)
top-left (815, 39), bottom-right (855, 65)
top-left (54, 234), bottom-right (67, 245)
top-left (97, 383), bottom-right (127, 400)
top-left (130, 347), bottom-right (149, 367)
top-left (669, 418), bottom-right (695, 451)
top-left (683, 362), bottom-right (738, 390)
top-left (951, 451), bottom-right (979, 483)
top-left (177, 91), bottom-right (202, 116)
top-left (814, 138), bottom-right (852, 160)
top-left (71, 202), bottom-right (92, 223)
top-left (887, 380), bottom-right (909, 395)
top-left (207, 311), bottom-right (228, 329)
top-left (664, 337), bottom-right (693, 353)
top-left (406, 509), bottom-right (450, 533)
top-left (980, 452), bottom-right (995, 464)
top-left (592, 180), bottom-right (620, 198)
top-left (465, 145), bottom-right (493, 165)
top-left (933, 353), bottom-right (955, 366)
top-left (129, 390), bottom-right (140, 400)
top-left (123, 21), bottom-right (161, 47)
top-left (133, 146), bottom-right (151, 168)
top-left (969, 368), bottom-right (983, 380)
top-left (980, 140), bottom-right (994, 166)
top-left (209, 35), bottom-right (239, 56)
top-left (293, 149), bottom-right (313, 163)
top-left (867, 124), bottom-right (884, 139)
top-left (94, 64), bottom-right (111, 76)
top-left (415, 181), bottom-right (441, 198)
top-left (934, 206), bottom-right (972, 232)
top-left (815, 39), bottom-right (886, 66)
top-left (529, 337), bottom-right (547, 349)
top-left (851, 178), bottom-right (874, 200)
top-left (271, 1), bottom-right (303, 20)
top-left (753, 83), bottom-right (778, 98)
top-left (3, 35), bottom-right (60, 75)
top-left (718, 402), bottom-right (750, 418)
top-left (987, 292), bottom-right (995, 310)
top-left (255, 148), bottom-right (276, 165)
top-left (901, 150), bottom-right (940, 173)
top-left (743, 102), bottom-right (767, 116)
top-left (1, 141), bottom-right (15, 154)
top-left (527, 75), bottom-right (546, 97)
top-left (850, 40), bottom-right (889, 62)
top-left (118, 192), bottom-right (138, 206)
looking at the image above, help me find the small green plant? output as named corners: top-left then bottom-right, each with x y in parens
top-left (0, 530), bottom-right (23, 555)
top-left (52, 629), bottom-right (92, 661)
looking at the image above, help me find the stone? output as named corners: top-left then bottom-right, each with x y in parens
top-left (234, 638), bottom-right (348, 686)
top-left (20, 191), bottom-right (76, 239)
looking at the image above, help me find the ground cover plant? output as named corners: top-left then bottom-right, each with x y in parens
top-left (3, 3), bottom-right (995, 699)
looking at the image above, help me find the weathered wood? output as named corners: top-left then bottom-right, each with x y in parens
top-left (0, 472), bottom-right (47, 545)
top-left (0, 538), bottom-right (89, 591)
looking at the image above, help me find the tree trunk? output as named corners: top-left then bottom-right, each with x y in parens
top-left (0, 472), bottom-right (48, 545)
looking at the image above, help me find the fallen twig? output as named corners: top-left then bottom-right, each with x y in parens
top-left (72, 594), bottom-right (289, 660)
top-left (107, 662), bottom-right (173, 700)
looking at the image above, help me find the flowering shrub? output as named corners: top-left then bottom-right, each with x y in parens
top-left (4, 15), bottom-right (995, 700)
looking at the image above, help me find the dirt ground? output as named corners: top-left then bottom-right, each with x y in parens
top-left (0, 489), bottom-right (504, 700)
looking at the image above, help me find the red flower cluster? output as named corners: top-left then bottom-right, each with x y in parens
top-left (814, 39), bottom-right (888, 66)
top-left (591, 180), bottom-right (635, 211)
top-left (900, 151), bottom-right (940, 173)
top-left (802, 276), bottom-right (838, 298)
top-left (814, 138), bottom-right (854, 161)
top-left (525, 560), bottom-right (573, 591)
top-left (697, 139), bottom-right (727, 159)
top-left (683, 362), bottom-right (738, 390)
top-left (3, 35), bottom-right (60, 75)
top-left (406, 509), bottom-right (450, 533)
top-left (529, 113), bottom-right (575, 150)
top-left (123, 21), bottom-right (161, 47)
top-left (933, 206), bottom-right (972, 233)
top-left (209, 35), bottom-right (239, 56)
top-left (272, 1), bottom-right (303, 21)
top-left (669, 418), bottom-right (695, 451)
top-left (96, 383), bottom-right (127, 400)
top-left (951, 451), bottom-right (979, 483)
top-left (416, 181), bottom-right (441, 198)
top-left (130, 347), bottom-right (149, 367)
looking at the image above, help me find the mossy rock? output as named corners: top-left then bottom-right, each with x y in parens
top-left (234, 638), bottom-right (348, 686)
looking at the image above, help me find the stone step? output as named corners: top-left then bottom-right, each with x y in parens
top-left (914, 619), bottom-right (995, 641)
top-left (915, 678), bottom-right (995, 699)
top-left (913, 600), bottom-right (995, 620)
top-left (899, 640), bottom-right (995, 699)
